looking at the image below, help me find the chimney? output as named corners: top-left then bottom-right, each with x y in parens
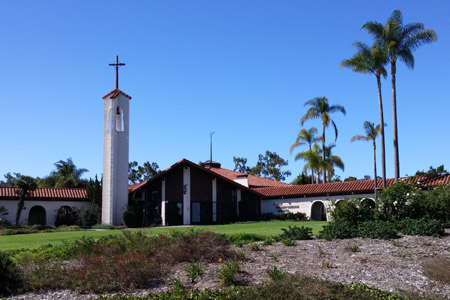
top-left (234, 174), bottom-right (249, 187)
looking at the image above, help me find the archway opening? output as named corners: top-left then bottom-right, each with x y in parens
top-left (311, 201), bottom-right (327, 221)
top-left (28, 205), bottom-right (46, 225)
top-left (361, 198), bottom-right (376, 209)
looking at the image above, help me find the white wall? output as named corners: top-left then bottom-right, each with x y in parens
top-left (0, 200), bottom-right (93, 226)
top-left (261, 193), bottom-right (375, 220)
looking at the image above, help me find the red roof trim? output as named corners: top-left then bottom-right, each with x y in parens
top-left (102, 89), bottom-right (132, 100)
top-left (0, 187), bottom-right (87, 200)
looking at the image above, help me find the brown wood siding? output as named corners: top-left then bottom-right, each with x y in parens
top-left (216, 178), bottom-right (237, 223)
top-left (165, 166), bottom-right (183, 203)
top-left (239, 190), bottom-right (260, 221)
top-left (191, 167), bottom-right (212, 203)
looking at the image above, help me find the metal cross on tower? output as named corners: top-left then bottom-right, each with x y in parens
top-left (109, 55), bottom-right (125, 89)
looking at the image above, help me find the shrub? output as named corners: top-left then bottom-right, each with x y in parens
top-left (278, 226), bottom-right (313, 240)
top-left (396, 218), bottom-right (445, 236)
top-left (319, 220), bottom-right (357, 240)
top-left (55, 206), bottom-right (80, 227)
top-left (356, 221), bottom-right (398, 240)
top-left (79, 206), bottom-right (100, 227)
top-left (92, 224), bottom-right (116, 229)
top-left (281, 238), bottom-right (296, 246)
top-left (250, 243), bottom-right (261, 251)
top-left (0, 251), bottom-right (23, 296)
top-left (331, 198), bottom-right (376, 226)
top-left (218, 259), bottom-right (241, 286)
top-left (266, 265), bottom-right (284, 281)
top-left (260, 212), bottom-right (308, 221)
top-left (377, 182), bottom-right (424, 221)
top-left (423, 184), bottom-right (450, 223)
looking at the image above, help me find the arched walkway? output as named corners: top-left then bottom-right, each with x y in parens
top-left (311, 201), bottom-right (327, 221)
top-left (28, 205), bottom-right (46, 225)
top-left (361, 198), bottom-right (376, 208)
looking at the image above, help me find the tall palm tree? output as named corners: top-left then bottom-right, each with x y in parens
top-left (14, 175), bottom-right (37, 227)
top-left (296, 143), bottom-right (322, 184)
top-left (339, 41), bottom-right (388, 187)
top-left (290, 127), bottom-right (319, 183)
top-left (53, 158), bottom-right (88, 188)
top-left (363, 10), bottom-right (437, 182)
top-left (323, 144), bottom-right (345, 183)
top-left (300, 97), bottom-right (346, 182)
top-left (351, 121), bottom-right (382, 199)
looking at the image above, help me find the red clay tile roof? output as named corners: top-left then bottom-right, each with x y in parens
top-left (0, 187), bottom-right (87, 200)
top-left (255, 174), bottom-right (450, 198)
top-left (128, 181), bottom-right (148, 193)
top-left (103, 88), bottom-right (132, 100)
top-left (208, 168), bottom-right (291, 188)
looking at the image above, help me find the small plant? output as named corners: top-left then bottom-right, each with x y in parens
top-left (234, 251), bottom-right (246, 261)
top-left (392, 240), bottom-right (402, 247)
top-left (172, 278), bottom-right (185, 292)
top-left (360, 256), bottom-right (370, 263)
top-left (320, 260), bottom-right (334, 269)
top-left (266, 265), bottom-right (285, 280)
top-left (186, 261), bottom-right (203, 283)
top-left (218, 259), bottom-right (240, 286)
top-left (317, 247), bottom-right (326, 257)
top-left (263, 237), bottom-right (274, 246)
top-left (269, 253), bottom-right (279, 262)
top-left (397, 251), bottom-right (406, 258)
top-left (349, 244), bottom-right (360, 252)
top-left (423, 241), bottom-right (432, 246)
top-left (250, 243), bottom-right (261, 251)
top-left (281, 238), bottom-right (296, 246)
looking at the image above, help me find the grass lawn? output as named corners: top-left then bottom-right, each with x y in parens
top-left (0, 220), bottom-right (327, 252)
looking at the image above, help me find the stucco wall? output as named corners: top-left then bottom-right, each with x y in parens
top-left (261, 193), bottom-right (375, 220)
top-left (0, 200), bottom-right (93, 226)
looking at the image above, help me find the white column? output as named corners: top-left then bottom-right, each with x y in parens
top-left (212, 178), bottom-right (217, 223)
top-left (161, 179), bottom-right (166, 226)
top-left (237, 188), bottom-right (241, 217)
top-left (183, 167), bottom-right (191, 225)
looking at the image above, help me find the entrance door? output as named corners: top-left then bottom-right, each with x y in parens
top-left (28, 206), bottom-right (46, 225)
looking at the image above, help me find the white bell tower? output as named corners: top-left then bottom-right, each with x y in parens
top-left (102, 56), bottom-right (131, 225)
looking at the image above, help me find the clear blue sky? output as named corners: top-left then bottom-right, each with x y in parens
top-left (1, 0), bottom-right (449, 183)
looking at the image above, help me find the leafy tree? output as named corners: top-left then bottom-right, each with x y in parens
top-left (344, 176), bottom-right (358, 182)
top-left (0, 173), bottom-right (22, 187)
top-left (340, 41), bottom-right (388, 187)
top-left (290, 127), bottom-right (319, 184)
top-left (300, 97), bottom-right (346, 182)
top-left (291, 172), bottom-right (310, 185)
top-left (351, 121), bottom-right (382, 198)
top-left (14, 175), bottom-right (37, 227)
top-left (363, 10), bottom-right (437, 182)
top-left (233, 157), bottom-right (250, 173)
top-left (86, 175), bottom-right (102, 210)
top-left (415, 165), bottom-right (448, 177)
top-left (249, 150), bottom-right (291, 181)
top-left (128, 161), bottom-right (160, 184)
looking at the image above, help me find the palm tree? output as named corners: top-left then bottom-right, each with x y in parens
top-left (340, 41), bottom-right (388, 187)
top-left (363, 10), bottom-right (437, 182)
top-left (323, 144), bottom-right (345, 183)
top-left (53, 158), bottom-right (88, 188)
top-left (290, 127), bottom-right (319, 183)
top-left (351, 121), bottom-right (382, 199)
top-left (296, 143), bottom-right (322, 184)
top-left (14, 175), bottom-right (37, 227)
top-left (300, 97), bottom-right (346, 182)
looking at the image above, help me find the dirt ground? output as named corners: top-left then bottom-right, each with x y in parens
top-left (8, 230), bottom-right (450, 300)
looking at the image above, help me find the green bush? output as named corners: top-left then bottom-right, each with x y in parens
top-left (55, 206), bottom-right (80, 227)
top-left (319, 220), bottom-right (357, 241)
top-left (396, 218), bottom-right (445, 236)
top-left (0, 251), bottom-right (23, 296)
top-left (423, 184), bottom-right (450, 223)
top-left (278, 226), bottom-right (313, 240)
top-left (266, 265), bottom-right (285, 281)
top-left (227, 233), bottom-right (265, 245)
top-left (356, 221), bottom-right (398, 240)
top-left (331, 198), bottom-right (376, 226)
top-left (260, 212), bottom-right (308, 221)
top-left (377, 182), bottom-right (424, 221)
